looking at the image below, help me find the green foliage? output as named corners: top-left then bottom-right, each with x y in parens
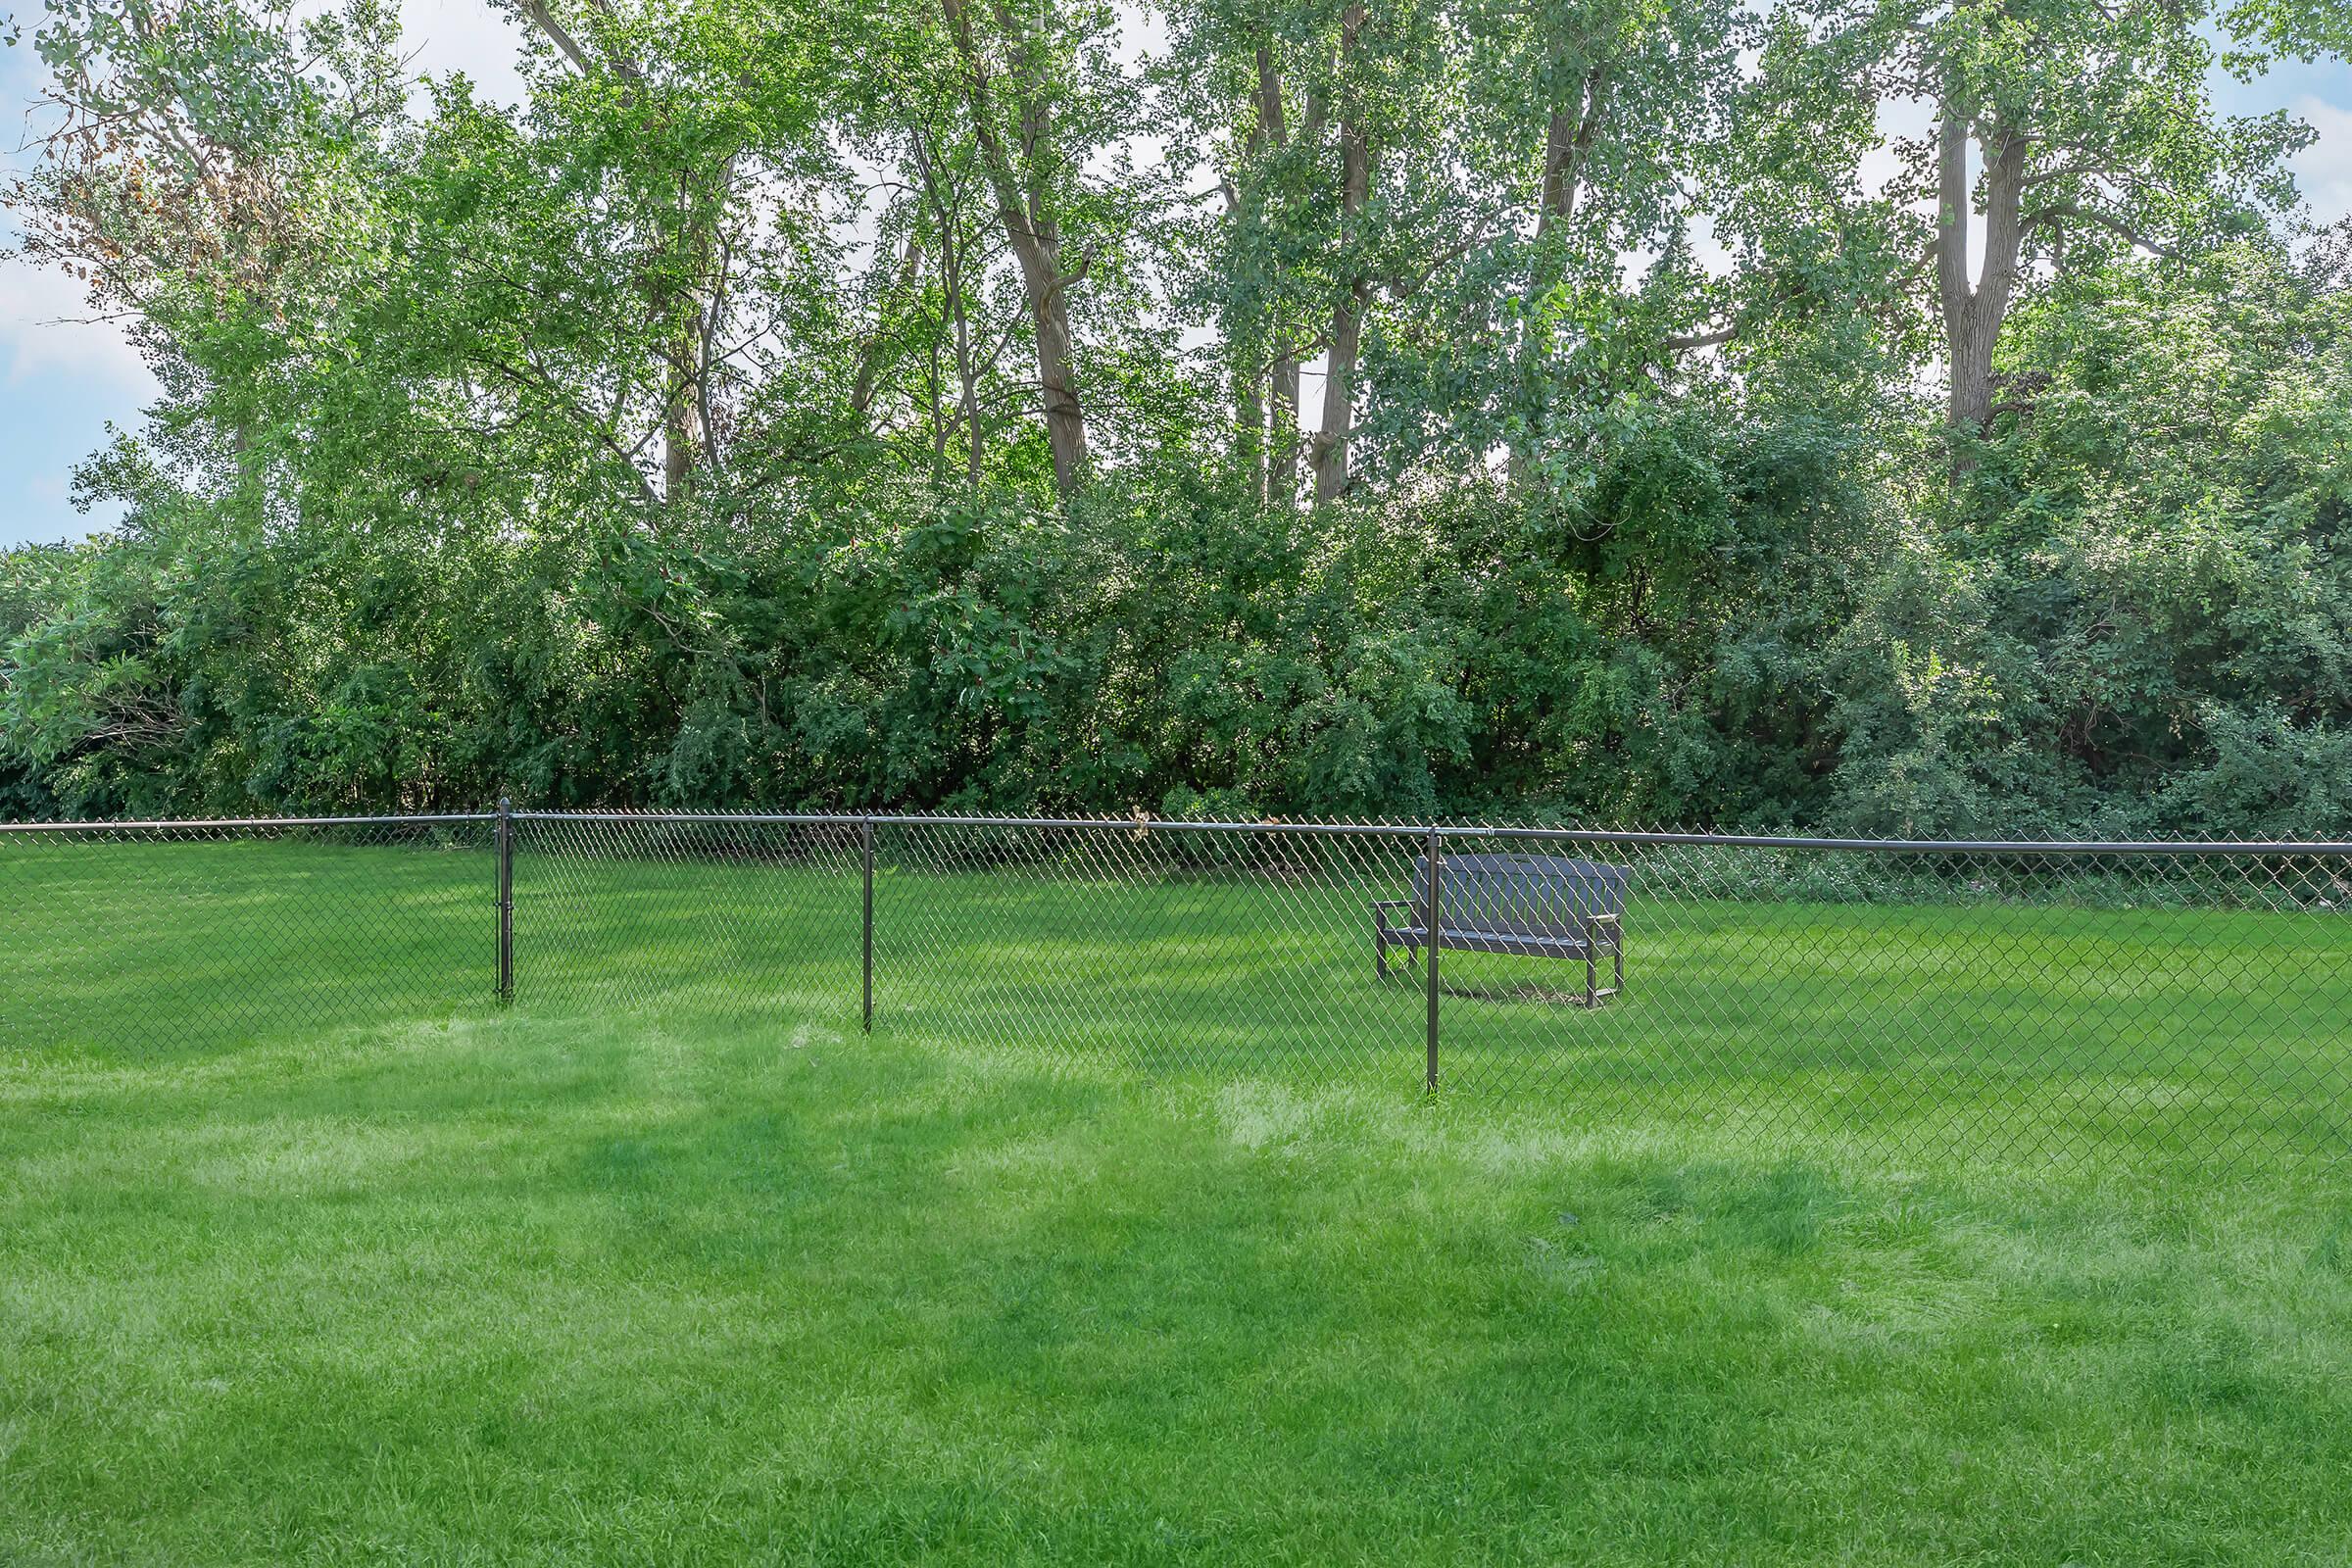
top-left (1817, 242), bottom-right (2352, 837)
top-left (1, 0), bottom-right (2347, 832)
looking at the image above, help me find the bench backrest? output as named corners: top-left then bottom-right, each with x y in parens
top-left (1414, 853), bottom-right (1628, 938)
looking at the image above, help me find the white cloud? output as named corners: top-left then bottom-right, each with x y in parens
top-left (2291, 95), bottom-right (2352, 224)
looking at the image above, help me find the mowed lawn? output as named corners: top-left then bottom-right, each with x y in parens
top-left (4, 836), bottom-right (2352, 1563)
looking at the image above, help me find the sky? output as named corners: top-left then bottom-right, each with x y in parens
top-left (1, 5), bottom-right (2348, 551)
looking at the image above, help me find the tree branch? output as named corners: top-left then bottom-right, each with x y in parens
top-left (2021, 201), bottom-right (2183, 260)
top-left (511, 0), bottom-right (594, 74)
top-left (1662, 322), bottom-right (1738, 352)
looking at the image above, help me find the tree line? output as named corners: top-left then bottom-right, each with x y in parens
top-left (4, 0), bottom-right (2350, 833)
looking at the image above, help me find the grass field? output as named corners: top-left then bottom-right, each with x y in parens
top-left (5, 834), bottom-right (2352, 1562)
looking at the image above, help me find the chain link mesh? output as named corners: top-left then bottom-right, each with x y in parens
top-left (510, 813), bottom-right (865, 1035)
top-left (1432, 839), bottom-right (2352, 1175)
top-left (0, 817), bottom-right (495, 1054)
top-left (873, 821), bottom-right (1426, 1077)
top-left (5, 812), bottom-right (2347, 1175)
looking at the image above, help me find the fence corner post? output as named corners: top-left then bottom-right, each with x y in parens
top-left (861, 816), bottom-right (874, 1034)
top-left (1426, 824), bottom-right (1442, 1093)
top-left (495, 796), bottom-right (515, 1006)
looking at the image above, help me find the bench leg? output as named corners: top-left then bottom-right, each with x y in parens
top-left (1375, 922), bottom-right (1389, 979)
top-left (1587, 951), bottom-right (1597, 1007)
top-left (1613, 943), bottom-right (1624, 997)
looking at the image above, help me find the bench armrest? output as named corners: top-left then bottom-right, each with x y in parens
top-left (1370, 899), bottom-right (1414, 911)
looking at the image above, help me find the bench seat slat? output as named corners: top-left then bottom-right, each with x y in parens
top-left (1383, 925), bottom-right (1603, 959)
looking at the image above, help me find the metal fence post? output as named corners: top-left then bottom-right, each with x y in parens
top-left (861, 816), bottom-right (874, 1033)
top-left (1425, 824), bottom-right (1442, 1092)
top-left (495, 797), bottom-right (515, 1005)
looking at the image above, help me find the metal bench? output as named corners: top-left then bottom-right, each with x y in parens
top-left (1372, 853), bottom-right (1626, 1004)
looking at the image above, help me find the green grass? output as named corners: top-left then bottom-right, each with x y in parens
top-left (5, 837), bottom-right (2352, 1563)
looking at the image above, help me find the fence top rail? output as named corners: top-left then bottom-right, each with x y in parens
top-left (501, 809), bottom-right (2352, 857)
top-left (7, 808), bottom-right (2350, 856)
top-left (1429, 826), bottom-right (2352, 857)
top-left (0, 812), bottom-right (496, 833)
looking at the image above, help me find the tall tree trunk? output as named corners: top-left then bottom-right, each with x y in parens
top-left (1252, 40), bottom-right (1303, 504)
top-left (1234, 344), bottom-right (1266, 499)
top-left (1510, 62), bottom-right (1608, 490)
top-left (1269, 349), bottom-right (1300, 500)
top-left (1004, 235), bottom-right (1088, 493)
top-left (1223, 40), bottom-right (1284, 501)
top-left (662, 397), bottom-right (701, 500)
top-left (1310, 271), bottom-right (1363, 504)
top-left (852, 228), bottom-right (926, 421)
top-left (950, 229), bottom-right (985, 487)
top-left (1532, 66), bottom-right (1607, 299)
top-left (1937, 102), bottom-right (2026, 464)
top-left (660, 175), bottom-right (715, 504)
top-left (942, 0), bottom-right (1091, 499)
top-left (1310, 4), bottom-right (1368, 507)
top-left (911, 125), bottom-right (987, 489)
top-left (662, 308), bottom-right (705, 502)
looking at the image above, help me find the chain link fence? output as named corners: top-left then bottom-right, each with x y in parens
top-left (0, 815), bottom-right (494, 1054)
top-left (6, 808), bottom-right (2349, 1173)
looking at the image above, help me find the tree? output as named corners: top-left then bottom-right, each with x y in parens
top-left (1458, 0), bottom-right (1746, 487)
top-left (1803, 0), bottom-right (2321, 456)
top-left (4, 0), bottom-right (2350, 833)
